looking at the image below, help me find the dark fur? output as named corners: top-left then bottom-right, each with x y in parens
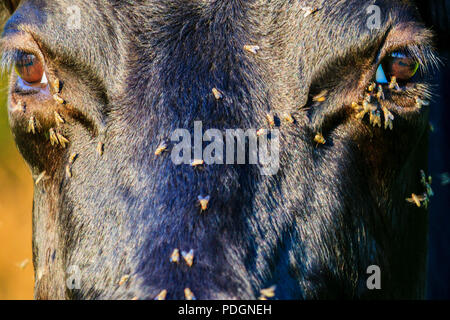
top-left (0, 0), bottom-right (446, 299)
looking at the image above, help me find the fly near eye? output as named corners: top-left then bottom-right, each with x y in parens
top-left (379, 51), bottom-right (420, 82)
top-left (14, 51), bottom-right (45, 84)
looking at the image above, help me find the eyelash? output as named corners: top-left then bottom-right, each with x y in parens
top-left (1, 49), bottom-right (30, 73)
top-left (380, 44), bottom-right (439, 77)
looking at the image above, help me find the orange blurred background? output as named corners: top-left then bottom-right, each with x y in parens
top-left (0, 72), bottom-right (34, 300)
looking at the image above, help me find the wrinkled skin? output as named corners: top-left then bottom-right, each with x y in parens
top-left (0, 0), bottom-right (444, 299)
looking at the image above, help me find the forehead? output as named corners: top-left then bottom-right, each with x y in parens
top-left (3, 0), bottom-right (419, 34)
top-left (1, 0), bottom-right (421, 63)
top-left (1, 0), bottom-right (424, 98)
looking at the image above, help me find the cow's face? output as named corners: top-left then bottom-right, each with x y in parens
top-left (1, 0), bottom-right (437, 299)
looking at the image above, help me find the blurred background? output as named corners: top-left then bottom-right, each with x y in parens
top-left (0, 73), bottom-right (34, 300)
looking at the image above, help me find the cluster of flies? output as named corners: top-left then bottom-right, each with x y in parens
top-left (351, 76), bottom-right (429, 131)
top-left (27, 77), bottom-right (104, 184)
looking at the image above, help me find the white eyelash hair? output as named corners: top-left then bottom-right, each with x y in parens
top-left (404, 44), bottom-right (441, 75)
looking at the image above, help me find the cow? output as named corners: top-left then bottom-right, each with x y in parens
top-left (0, 0), bottom-right (448, 300)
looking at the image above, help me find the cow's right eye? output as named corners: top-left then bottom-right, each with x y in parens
top-left (375, 51), bottom-right (420, 84)
top-left (382, 52), bottom-right (420, 81)
top-left (14, 51), bottom-right (45, 84)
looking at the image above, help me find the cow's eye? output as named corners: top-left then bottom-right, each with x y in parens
top-left (14, 51), bottom-right (45, 84)
top-left (376, 51), bottom-right (419, 84)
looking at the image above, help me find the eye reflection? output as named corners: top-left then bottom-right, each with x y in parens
top-left (381, 52), bottom-right (419, 82)
top-left (14, 51), bottom-right (45, 84)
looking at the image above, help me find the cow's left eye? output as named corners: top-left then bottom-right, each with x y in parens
top-left (14, 51), bottom-right (46, 84)
top-left (376, 51), bottom-right (419, 84)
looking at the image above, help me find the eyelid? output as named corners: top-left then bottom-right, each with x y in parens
top-left (381, 44), bottom-right (438, 77)
top-left (0, 31), bottom-right (45, 72)
top-left (376, 23), bottom-right (439, 74)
